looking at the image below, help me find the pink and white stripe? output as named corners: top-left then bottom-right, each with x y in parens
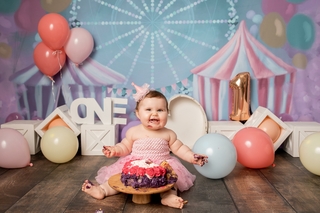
top-left (191, 21), bottom-right (296, 121)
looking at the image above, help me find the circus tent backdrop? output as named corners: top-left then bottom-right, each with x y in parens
top-left (9, 64), bottom-right (61, 120)
top-left (1, 0), bottom-right (319, 124)
top-left (9, 57), bottom-right (126, 119)
top-left (191, 21), bottom-right (296, 121)
top-left (58, 58), bottom-right (126, 117)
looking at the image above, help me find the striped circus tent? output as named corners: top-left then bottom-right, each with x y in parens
top-left (58, 58), bottom-right (125, 117)
top-left (191, 21), bottom-right (296, 121)
top-left (9, 64), bottom-right (61, 120)
top-left (10, 57), bottom-right (126, 119)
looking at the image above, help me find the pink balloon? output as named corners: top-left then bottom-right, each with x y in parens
top-left (261, 0), bottom-right (296, 23)
top-left (278, 113), bottom-right (293, 121)
top-left (5, 112), bottom-right (24, 122)
top-left (14, 0), bottom-right (46, 32)
top-left (64, 27), bottom-right (94, 65)
top-left (232, 127), bottom-right (274, 169)
top-left (0, 128), bottom-right (31, 168)
top-left (32, 115), bottom-right (43, 120)
top-left (0, 14), bottom-right (21, 33)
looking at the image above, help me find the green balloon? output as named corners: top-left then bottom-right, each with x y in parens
top-left (287, 14), bottom-right (315, 50)
top-left (286, 0), bottom-right (305, 3)
top-left (0, 0), bottom-right (21, 14)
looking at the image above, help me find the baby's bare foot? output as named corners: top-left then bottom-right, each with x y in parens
top-left (161, 194), bottom-right (187, 209)
top-left (82, 180), bottom-right (106, 200)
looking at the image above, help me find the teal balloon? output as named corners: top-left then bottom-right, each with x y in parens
top-left (287, 14), bottom-right (315, 50)
top-left (0, 0), bottom-right (21, 13)
top-left (286, 0), bottom-right (305, 3)
top-left (192, 133), bottom-right (237, 179)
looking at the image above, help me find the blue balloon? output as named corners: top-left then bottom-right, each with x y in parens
top-left (192, 133), bottom-right (237, 179)
top-left (0, 0), bottom-right (21, 13)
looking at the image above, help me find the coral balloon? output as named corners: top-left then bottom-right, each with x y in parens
top-left (0, 128), bottom-right (31, 168)
top-left (41, 126), bottom-right (78, 163)
top-left (258, 117), bottom-right (281, 143)
top-left (232, 127), bottom-right (274, 169)
top-left (5, 112), bottom-right (24, 122)
top-left (48, 117), bottom-right (70, 129)
top-left (192, 133), bottom-right (237, 179)
top-left (38, 13), bottom-right (70, 50)
top-left (299, 132), bottom-right (320, 176)
top-left (33, 42), bottom-right (66, 77)
top-left (64, 27), bottom-right (94, 65)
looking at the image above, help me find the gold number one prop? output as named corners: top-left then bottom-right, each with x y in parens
top-left (229, 72), bottom-right (251, 122)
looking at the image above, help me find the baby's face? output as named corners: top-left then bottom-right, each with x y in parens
top-left (136, 97), bottom-right (168, 130)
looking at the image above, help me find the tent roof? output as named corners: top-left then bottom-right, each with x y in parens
top-left (191, 21), bottom-right (296, 80)
top-left (9, 58), bottom-right (126, 86)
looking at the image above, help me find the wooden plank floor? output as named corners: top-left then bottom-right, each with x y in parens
top-left (1, 149), bottom-right (320, 213)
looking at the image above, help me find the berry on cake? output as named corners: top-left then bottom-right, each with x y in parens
top-left (120, 159), bottom-right (178, 189)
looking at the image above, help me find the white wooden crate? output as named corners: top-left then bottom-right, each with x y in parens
top-left (282, 121), bottom-right (320, 157)
top-left (208, 121), bottom-right (244, 140)
top-left (244, 106), bottom-right (292, 151)
top-left (35, 105), bottom-right (80, 137)
top-left (1, 120), bottom-right (42, 154)
top-left (81, 122), bottom-right (119, 155)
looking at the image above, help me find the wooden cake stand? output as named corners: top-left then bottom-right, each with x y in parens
top-left (108, 174), bottom-right (175, 204)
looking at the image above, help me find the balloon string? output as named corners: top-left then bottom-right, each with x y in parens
top-left (48, 76), bottom-right (55, 83)
top-left (52, 50), bottom-right (63, 70)
top-left (49, 76), bottom-right (56, 104)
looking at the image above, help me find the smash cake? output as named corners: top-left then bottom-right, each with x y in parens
top-left (120, 159), bottom-right (178, 189)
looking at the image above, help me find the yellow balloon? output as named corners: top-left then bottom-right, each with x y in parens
top-left (41, 0), bottom-right (72, 13)
top-left (292, 53), bottom-right (308, 69)
top-left (40, 126), bottom-right (78, 163)
top-left (0, 42), bottom-right (12, 59)
top-left (299, 132), bottom-right (320, 176)
top-left (259, 12), bottom-right (286, 48)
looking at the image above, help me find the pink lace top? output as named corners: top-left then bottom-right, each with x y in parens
top-left (131, 138), bottom-right (171, 161)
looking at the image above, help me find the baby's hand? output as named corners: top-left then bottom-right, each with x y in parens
top-left (193, 154), bottom-right (208, 167)
top-left (102, 146), bottom-right (117, 158)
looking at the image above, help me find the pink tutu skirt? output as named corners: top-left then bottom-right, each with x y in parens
top-left (95, 155), bottom-right (196, 192)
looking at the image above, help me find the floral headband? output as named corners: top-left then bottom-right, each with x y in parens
top-left (131, 82), bottom-right (150, 102)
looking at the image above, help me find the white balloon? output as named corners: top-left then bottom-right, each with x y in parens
top-left (41, 126), bottom-right (78, 163)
